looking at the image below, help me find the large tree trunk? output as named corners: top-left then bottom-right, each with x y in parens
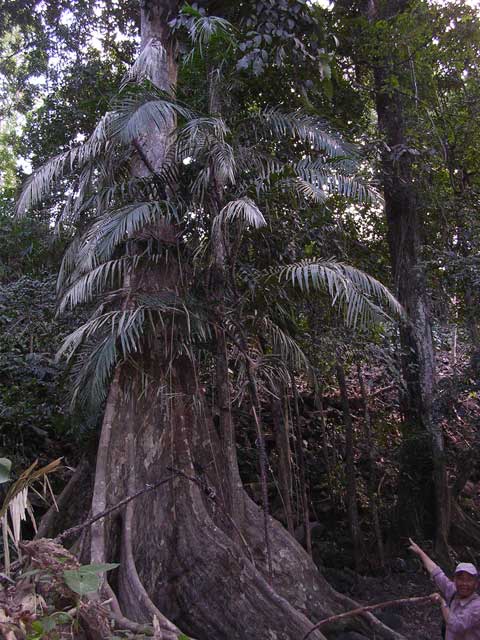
top-left (362, 0), bottom-right (451, 560)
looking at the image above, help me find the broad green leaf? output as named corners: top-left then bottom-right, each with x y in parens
top-left (38, 615), bottom-right (58, 633)
top-left (63, 563), bottom-right (119, 596)
top-left (0, 458), bottom-right (11, 483)
top-left (75, 562), bottom-right (119, 574)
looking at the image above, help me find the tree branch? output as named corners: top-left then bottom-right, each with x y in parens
top-left (55, 474), bottom-right (176, 543)
top-left (303, 594), bottom-right (438, 640)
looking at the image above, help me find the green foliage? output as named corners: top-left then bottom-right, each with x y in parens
top-left (13, 0), bottom-right (402, 408)
top-left (63, 563), bottom-right (119, 596)
top-left (0, 274), bottom-right (91, 458)
top-left (28, 612), bottom-right (72, 640)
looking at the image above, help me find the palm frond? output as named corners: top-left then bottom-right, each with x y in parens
top-left (261, 317), bottom-right (310, 372)
top-left (16, 151), bottom-right (73, 216)
top-left (75, 112), bottom-right (112, 166)
top-left (57, 236), bottom-right (83, 292)
top-left (281, 177), bottom-right (328, 204)
top-left (17, 114), bottom-right (112, 216)
top-left (176, 116), bottom-right (229, 161)
top-left (235, 147), bottom-right (283, 181)
top-left (78, 201), bottom-right (176, 268)
top-left (58, 309), bottom-right (143, 361)
top-left (69, 334), bottom-right (119, 407)
top-left (269, 259), bottom-right (404, 328)
top-left (213, 197), bottom-right (267, 232)
top-left (209, 139), bottom-right (236, 186)
top-left (187, 16), bottom-right (233, 54)
top-left (122, 37), bottom-right (166, 86)
top-left (281, 165), bottom-right (380, 205)
top-left (246, 109), bottom-right (349, 158)
top-left (58, 257), bottom-right (132, 313)
top-left (108, 91), bottom-right (194, 144)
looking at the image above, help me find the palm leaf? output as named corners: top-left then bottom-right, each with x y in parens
top-left (261, 317), bottom-right (310, 372)
top-left (209, 139), bottom-right (237, 186)
top-left (176, 117), bottom-right (230, 166)
top-left (269, 259), bottom-right (404, 328)
top-left (58, 257), bottom-right (133, 313)
top-left (213, 197), bottom-right (267, 232)
top-left (187, 16), bottom-right (233, 54)
top-left (108, 90), bottom-right (194, 144)
top-left (78, 201), bottom-right (176, 267)
top-left (16, 150), bottom-right (73, 216)
top-left (17, 113), bottom-right (112, 216)
top-left (245, 109), bottom-right (349, 158)
top-left (122, 37), bottom-right (166, 86)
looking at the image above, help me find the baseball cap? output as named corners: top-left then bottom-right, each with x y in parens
top-left (454, 562), bottom-right (478, 577)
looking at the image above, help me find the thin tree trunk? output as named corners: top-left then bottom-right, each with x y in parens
top-left (357, 364), bottom-right (385, 570)
top-left (291, 376), bottom-right (312, 557)
top-left (207, 64), bottom-right (245, 527)
top-left (336, 362), bottom-right (364, 574)
top-left (271, 386), bottom-right (295, 534)
top-left (315, 390), bottom-right (335, 515)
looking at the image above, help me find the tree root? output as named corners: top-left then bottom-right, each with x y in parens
top-left (37, 363), bottom-right (408, 640)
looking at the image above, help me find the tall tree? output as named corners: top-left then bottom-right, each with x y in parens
top-left (18, 2), bottom-right (405, 638)
top-left (335, 0), bottom-right (451, 559)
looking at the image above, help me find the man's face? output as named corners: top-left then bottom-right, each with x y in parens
top-left (454, 571), bottom-right (479, 598)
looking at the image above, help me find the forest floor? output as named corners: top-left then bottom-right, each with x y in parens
top-left (324, 564), bottom-right (446, 640)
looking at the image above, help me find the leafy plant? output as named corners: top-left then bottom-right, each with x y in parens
top-left (63, 562), bottom-right (119, 596)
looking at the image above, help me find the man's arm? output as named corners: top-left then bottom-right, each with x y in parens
top-left (408, 539), bottom-right (440, 575)
top-left (408, 539), bottom-right (456, 601)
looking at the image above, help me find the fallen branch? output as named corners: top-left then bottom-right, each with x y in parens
top-left (303, 594), bottom-right (437, 640)
top-left (55, 474), bottom-right (176, 543)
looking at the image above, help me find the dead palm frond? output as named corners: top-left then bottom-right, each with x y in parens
top-left (0, 459), bottom-right (62, 575)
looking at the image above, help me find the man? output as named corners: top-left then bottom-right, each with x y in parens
top-left (409, 538), bottom-right (480, 639)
